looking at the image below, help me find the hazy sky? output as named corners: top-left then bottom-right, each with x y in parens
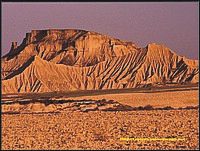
top-left (2, 2), bottom-right (199, 59)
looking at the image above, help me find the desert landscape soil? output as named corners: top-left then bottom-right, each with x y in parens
top-left (2, 109), bottom-right (199, 150)
top-left (1, 87), bottom-right (199, 150)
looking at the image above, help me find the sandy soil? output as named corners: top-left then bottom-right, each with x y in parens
top-left (2, 109), bottom-right (198, 150)
top-left (65, 90), bottom-right (198, 108)
top-left (2, 88), bottom-right (199, 150)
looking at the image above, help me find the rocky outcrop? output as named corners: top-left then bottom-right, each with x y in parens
top-left (1, 29), bottom-right (199, 93)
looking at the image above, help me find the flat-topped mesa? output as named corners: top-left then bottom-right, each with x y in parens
top-left (46, 29), bottom-right (84, 34)
top-left (22, 29), bottom-right (88, 45)
top-left (16, 29), bottom-right (133, 51)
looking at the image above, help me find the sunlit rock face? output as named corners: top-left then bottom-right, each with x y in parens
top-left (1, 29), bottom-right (199, 93)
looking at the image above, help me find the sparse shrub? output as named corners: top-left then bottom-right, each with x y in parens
top-left (143, 105), bottom-right (154, 110)
top-left (18, 100), bottom-right (31, 105)
top-left (101, 99), bottom-right (107, 102)
top-left (43, 100), bottom-right (53, 106)
top-left (137, 106), bottom-right (144, 110)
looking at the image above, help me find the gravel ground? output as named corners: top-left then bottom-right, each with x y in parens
top-left (2, 109), bottom-right (199, 150)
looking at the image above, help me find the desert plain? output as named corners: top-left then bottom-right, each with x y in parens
top-left (1, 86), bottom-right (199, 150)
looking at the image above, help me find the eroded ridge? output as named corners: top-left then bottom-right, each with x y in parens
top-left (2, 29), bottom-right (198, 93)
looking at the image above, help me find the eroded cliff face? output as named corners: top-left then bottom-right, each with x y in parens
top-left (1, 29), bottom-right (199, 93)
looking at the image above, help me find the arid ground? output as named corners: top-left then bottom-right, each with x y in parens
top-left (2, 87), bottom-right (199, 150)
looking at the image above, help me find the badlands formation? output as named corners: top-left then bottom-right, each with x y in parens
top-left (2, 29), bottom-right (199, 150)
top-left (2, 29), bottom-right (199, 93)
